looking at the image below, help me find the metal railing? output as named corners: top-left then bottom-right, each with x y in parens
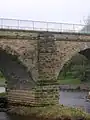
top-left (0, 18), bottom-right (90, 33)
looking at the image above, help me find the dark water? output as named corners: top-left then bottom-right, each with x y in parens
top-left (0, 112), bottom-right (35, 120)
top-left (0, 87), bottom-right (90, 120)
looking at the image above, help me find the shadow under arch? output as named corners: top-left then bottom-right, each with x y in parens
top-left (57, 48), bottom-right (90, 80)
top-left (0, 48), bottom-right (36, 90)
top-left (79, 48), bottom-right (90, 59)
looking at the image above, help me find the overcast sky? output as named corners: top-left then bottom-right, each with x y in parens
top-left (0, 0), bottom-right (90, 24)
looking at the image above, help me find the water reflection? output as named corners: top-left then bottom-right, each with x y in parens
top-left (59, 91), bottom-right (90, 113)
top-left (0, 112), bottom-right (9, 120)
top-left (0, 112), bottom-right (36, 120)
top-left (0, 87), bottom-right (5, 93)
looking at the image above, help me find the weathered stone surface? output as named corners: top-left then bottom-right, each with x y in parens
top-left (38, 33), bottom-right (57, 82)
top-left (36, 33), bottom-right (59, 105)
top-left (35, 85), bottom-right (59, 105)
top-left (0, 29), bottom-right (90, 106)
top-left (7, 90), bottom-right (36, 106)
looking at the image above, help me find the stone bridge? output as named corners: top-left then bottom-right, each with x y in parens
top-left (1, 28), bottom-right (90, 107)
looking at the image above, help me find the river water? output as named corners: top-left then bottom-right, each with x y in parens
top-left (0, 87), bottom-right (90, 120)
top-left (0, 87), bottom-right (5, 93)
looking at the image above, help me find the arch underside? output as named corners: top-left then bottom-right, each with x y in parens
top-left (58, 49), bottom-right (90, 79)
top-left (0, 48), bottom-right (36, 90)
top-left (55, 41), bottom-right (90, 79)
top-left (79, 48), bottom-right (90, 59)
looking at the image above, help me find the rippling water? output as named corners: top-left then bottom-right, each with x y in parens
top-left (0, 87), bottom-right (90, 120)
top-left (59, 91), bottom-right (90, 113)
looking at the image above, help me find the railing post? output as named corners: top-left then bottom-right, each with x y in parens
top-left (46, 22), bottom-right (48, 31)
top-left (1, 18), bottom-right (3, 28)
top-left (32, 21), bottom-right (34, 30)
top-left (17, 20), bottom-right (19, 29)
top-left (60, 23), bottom-right (62, 32)
top-left (87, 24), bottom-right (88, 33)
top-left (73, 24), bottom-right (75, 32)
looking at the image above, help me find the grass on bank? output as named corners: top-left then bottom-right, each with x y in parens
top-left (9, 105), bottom-right (90, 120)
top-left (0, 71), bottom-right (6, 85)
top-left (57, 78), bottom-right (81, 85)
top-left (0, 92), bottom-right (6, 97)
top-left (0, 78), bottom-right (6, 85)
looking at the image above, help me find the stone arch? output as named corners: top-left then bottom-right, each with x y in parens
top-left (55, 41), bottom-right (90, 79)
top-left (0, 45), bottom-right (36, 90)
top-left (0, 39), bottom-right (38, 83)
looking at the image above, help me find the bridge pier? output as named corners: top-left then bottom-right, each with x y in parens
top-left (35, 33), bottom-right (59, 106)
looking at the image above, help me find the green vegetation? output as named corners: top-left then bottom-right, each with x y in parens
top-left (58, 53), bottom-right (90, 85)
top-left (0, 92), bottom-right (6, 97)
top-left (8, 105), bottom-right (90, 120)
top-left (58, 78), bottom-right (81, 85)
top-left (0, 71), bottom-right (6, 85)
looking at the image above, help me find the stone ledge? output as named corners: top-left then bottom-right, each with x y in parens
top-left (0, 29), bottom-right (90, 41)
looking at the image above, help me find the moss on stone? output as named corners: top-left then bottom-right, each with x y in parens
top-left (8, 105), bottom-right (90, 120)
top-left (34, 85), bottom-right (59, 106)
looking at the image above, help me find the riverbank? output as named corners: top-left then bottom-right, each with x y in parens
top-left (0, 92), bottom-right (6, 97)
top-left (59, 84), bottom-right (90, 91)
top-left (7, 105), bottom-right (90, 120)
